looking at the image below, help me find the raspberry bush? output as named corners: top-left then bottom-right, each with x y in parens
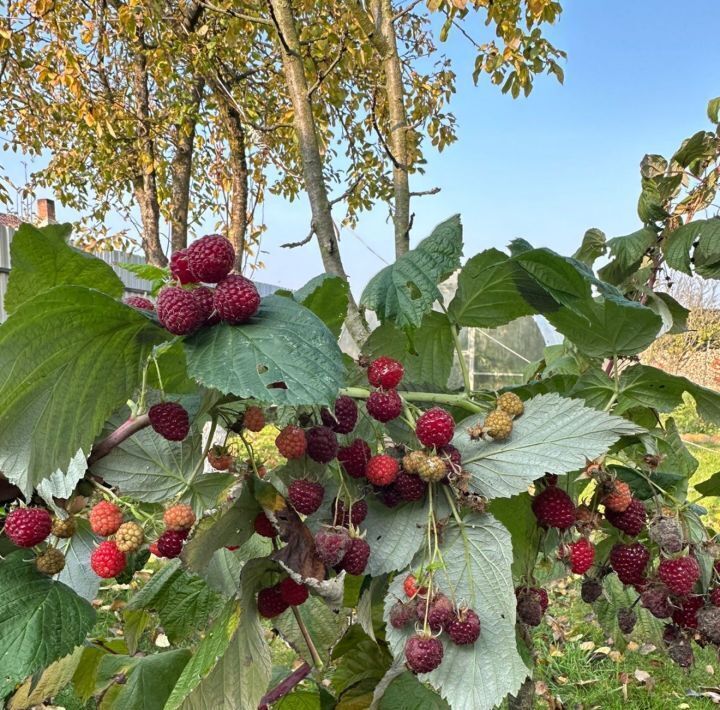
top-left (3, 110), bottom-right (720, 709)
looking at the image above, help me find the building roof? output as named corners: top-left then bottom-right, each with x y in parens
top-left (0, 213), bottom-right (21, 228)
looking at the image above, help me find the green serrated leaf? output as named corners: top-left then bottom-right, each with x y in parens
top-left (664, 219), bottom-right (720, 277)
top-left (597, 228), bottom-right (656, 285)
top-left (572, 228), bottom-right (606, 267)
top-left (119, 262), bottom-right (168, 283)
top-left (294, 274), bottom-right (349, 338)
top-left (56, 518), bottom-right (101, 602)
top-left (331, 625), bottom-right (392, 696)
top-left (0, 551), bottom-right (96, 693)
top-left (4, 223), bottom-right (124, 314)
top-left (363, 311), bottom-right (454, 389)
top-left (709, 97), bottom-right (720, 124)
top-left (184, 295), bottom-right (344, 406)
top-left (695, 471), bottom-right (720, 497)
top-left (448, 249), bottom-right (536, 328)
top-left (360, 215), bottom-right (462, 328)
top-left (0, 285), bottom-right (168, 495)
top-left (380, 671), bottom-right (450, 709)
top-left (384, 514), bottom-right (528, 710)
top-left (454, 393), bottom-right (643, 499)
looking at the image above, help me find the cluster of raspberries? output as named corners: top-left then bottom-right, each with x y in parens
top-left (125, 235), bottom-right (261, 336)
top-left (256, 577), bottom-right (310, 618)
top-left (147, 504), bottom-right (197, 561)
top-left (3, 506), bottom-right (69, 575)
top-left (87, 500), bottom-right (145, 578)
top-left (389, 575), bottom-right (481, 673)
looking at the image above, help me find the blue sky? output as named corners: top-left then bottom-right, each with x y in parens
top-left (3, 0), bottom-right (719, 294)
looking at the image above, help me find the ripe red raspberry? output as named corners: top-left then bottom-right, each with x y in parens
top-left (531, 486), bottom-right (575, 530)
top-left (367, 356), bottom-right (404, 389)
top-left (395, 471), bottom-right (428, 501)
top-left (404, 574), bottom-right (427, 598)
top-left (243, 406), bottom-right (265, 432)
top-left (315, 526), bottom-right (350, 566)
top-left (415, 407), bottom-right (455, 448)
top-left (4, 507), bottom-right (52, 547)
top-left (257, 585), bottom-right (290, 618)
top-left (640, 584), bottom-right (671, 618)
top-left (366, 454), bottom-right (400, 486)
top-left (115, 522), bottom-right (144, 553)
top-left (710, 588), bottom-right (720, 607)
top-left (170, 248), bottom-right (197, 284)
top-left (190, 285), bottom-right (216, 324)
top-left (275, 425), bottom-right (307, 460)
top-left (672, 595), bottom-right (703, 629)
top-left (305, 426), bottom-right (338, 463)
top-left (213, 275), bottom-right (260, 323)
top-left (658, 555), bottom-right (701, 596)
top-left (163, 504), bottom-right (196, 531)
top-left (378, 483), bottom-right (402, 508)
top-left (567, 538), bottom-right (595, 575)
top-left (405, 634), bottom-right (443, 674)
top-left (124, 296), bottom-right (154, 311)
top-left (331, 498), bottom-right (368, 527)
top-left (366, 389), bottom-right (402, 423)
top-left (288, 479), bottom-right (324, 515)
top-left (186, 234), bottom-right (235, 283)
top-left (91, 541), bottom-right (126, 578)
top-left (416, 594), bottom-right (454, 632)
top-left (156, 286), bottom-right (203, 335)
top-left (337, 439), bottom-right (371, 478)
top-left (279, 577), bottom-right (309, 606)
top-left (148, 402), bottom-right (190, 441)
top-left (389, 599), bottom-right (418, 629)
top-left (88, 501), bottom-right (123, 537)
top-left (338, 537), bottom-right (370, 575)
top-left (609, 542), bottom-right (650, 585)
top-left (446, 607), bottom-right (481, 645)
top-left (320, 395), bottom-right (358, 434)
top-left (254, 512), bottom-right (277, 538)
top-left (601, 480), bottom-right (632, 513)
top-left (157, 529), bottom-right (188, 558)
top-left (207, 445), bottom-right (233, 470)
top-left (605, 498), bottom-right (647, 536)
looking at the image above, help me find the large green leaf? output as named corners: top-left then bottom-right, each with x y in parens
top-left (126, 560), bottom-right (223, 644)
top-left (360, 215), bottom-right (462, 328)
top-left (615, 364), bottom-right (720, 424)
top-left (665, 219), bottom-right (720, 277)
top-left (380, 672), bottom-right (450, 709)
top-left (448, 249), bottom-right (535, 327)
top-left (97, 649), bottom-right (191, 710)
top-left (453, 393), bottom-right (643, 499)
top-left (0, 551), bottom-right (96, 694)
top-left (363, 311), bottom-right (454, 389)
top-left (164, 601), bottom-right (241, 710)
top-left (572, 228), bottom-right (606, 267)
top-left (56, 518), bottom-right (101, 602)
top-left (175, 558), bottom-right (273, 709)
top-left (4, 223), bottom-right (124, 314)
top-left (545, 296), bottom-right (662, 357)
top-left (383, 514), bottom-right (528, 710)
top-left (597, 228), bottom-right (657, 285)
top-left (488, 493), bottom-right (538, 578)
top-left (294, 274), bottom-right (349, 338)
top-left (184, 295), bottom-right (344, 406)
top-left (0, 285), bottom-right (167, 495)
top-left (331, 625), bottom-right (392, 697)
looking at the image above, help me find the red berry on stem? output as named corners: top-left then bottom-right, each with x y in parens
top-left (124, 296), bottom-right (154, 311)
top-left (609, 542), bottom-right (650, 585)
top-left (275, 425), bottom-right (307, 459)
top-left (305, 426), bottom-right (338, 463)
top-left (395, 470), bottom-right (428, 501)
top-left (91, 541), bottom-right (126, 578)
top-left (288, 479), bottom-right (325, 515)
top-left (157, 286), bottom-right (203, 335)
top-left (279, 577), bottom-right (309, 606)
top-left (446, 608), bottom-right (481, 645)
top-left (186, 234), bottom-right (235, 283)
top-left (415, 407), bottom-right (455, 448)
top-left (658, 555), bottom-right (701, 596)
top-left (672, 595), bottom-right (703, 629)
top-left (568, 538), bottom-right (595, 575)
top-left (367, 356), bottom-right (404, 389)
top-left (148, 402), bottom-right (190, 441)
top-left (191, 285), bottom-right (215, 324)
top-left (257, 585), bottom-right (290, 618)
top-left (366, 454), bottom-right (400, 486)
top-left (405, 634), bottom-right (443, 674)
top-left (163, 504), bottom-right (196, 531)
top-left (4, 507), bottom-right (52, 547)
top-left (366, 389), bottom-right (402, 423)
top-left (243, 406), bottom-right (265, 432)
top-left (214, 275), bottom-right (260, 323)
top-left (338, 537), bottom-right (370, 575)
top-left (331, 498), bottom-right (368, 527)
top-left (315, 526), bottom-right (350, 566)
top-left (605, 498), bottom-right (647, 536)
top-left (254, 512), bottom-right (277, 538)
top-left (321, 395), bottom-right (358, 434)
top-left (532, 486), bottom-right (575, 530)
top-left (337, 439), bottom-right (371, 478)
top-left (157, 530), bottom-right (188, 558)
top-left (170, 249), bottom-right (197, 284)
top-left (89, 501), bottom-right (123, 537)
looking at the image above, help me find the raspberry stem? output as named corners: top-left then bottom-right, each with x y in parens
top-left (340, 387), bottom-right (485, 413)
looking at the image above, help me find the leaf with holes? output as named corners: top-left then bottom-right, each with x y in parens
top-left (383, 514), bottom-right (528, 710)
top-left (184, 295), bottom-right (344, 405)
top-left (453, 393), bottom-right (642, 499)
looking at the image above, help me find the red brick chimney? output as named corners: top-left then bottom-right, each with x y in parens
top-left (36, 198), bottom-right (56, 226)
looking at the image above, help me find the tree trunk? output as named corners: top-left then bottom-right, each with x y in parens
top-left (214, 84), bottom-right (249, 272)
top-left (351, 0), bottom-right (411, 258)
top-left (169, 77), bottom-right (204, 255)
top-left (267, 0), bottom-right (368, 345)
top-left (132, 50), bottom-right (166, 266)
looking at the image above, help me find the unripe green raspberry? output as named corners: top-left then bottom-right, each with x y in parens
top-left (115, 521), bottom-right (145, 553)
top-left (36, 548), bottom-right (66, 575)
